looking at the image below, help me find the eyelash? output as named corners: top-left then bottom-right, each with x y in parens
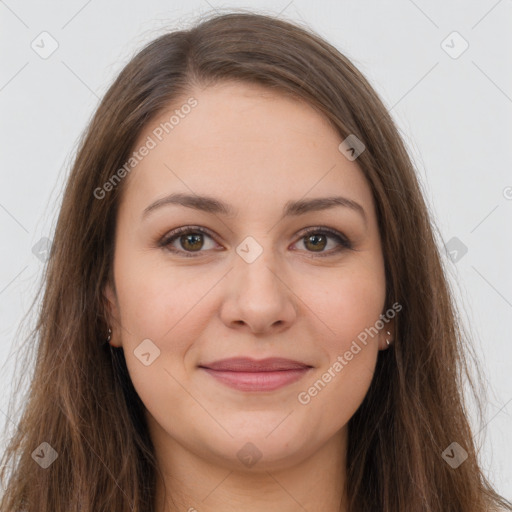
top-left (158, 225), bottom-right (353, 258)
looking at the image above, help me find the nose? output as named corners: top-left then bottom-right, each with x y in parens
top-left (218, 246), bottom-right (298, 336)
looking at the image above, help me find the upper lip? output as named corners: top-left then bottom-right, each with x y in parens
top-left (199, 357), bottom-right (312, 372)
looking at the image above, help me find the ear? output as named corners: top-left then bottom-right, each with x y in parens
top-left (103, 281), bottom-right (122, 348)
top-left (378, 318), bottom-right (395, 351)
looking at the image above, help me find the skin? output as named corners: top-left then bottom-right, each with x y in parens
top-left (105, 81), bottom-right (394, 512)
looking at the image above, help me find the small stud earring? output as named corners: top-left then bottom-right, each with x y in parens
top-left (385, 330), bottom-right (392, 346)
top-left (106, 327), bottom-right (112, 344)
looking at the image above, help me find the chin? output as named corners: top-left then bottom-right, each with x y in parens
top-left (197, 421), bottom-right (321, 472)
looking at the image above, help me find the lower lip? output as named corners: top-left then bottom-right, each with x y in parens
top-left (200, 368), bottom-right (311, 392)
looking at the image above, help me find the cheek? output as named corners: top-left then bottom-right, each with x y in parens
top-left (292, 265), bottom-right (384, 421)
top-left (295, 290), bottom-right (381, 441)
top-left (113, 259), bottom-right (207, 421)
top-left (110, 257), bottom-right (197, 406)
top-left (113, 246), bottom-right (215, 345)
top-left (306, 263), bottom-right (386, 351)
top-left (298, 344), bottom-right (378, 444)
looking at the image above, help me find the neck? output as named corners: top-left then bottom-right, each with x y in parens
top-left (151, 426), bottom-right (348, 512)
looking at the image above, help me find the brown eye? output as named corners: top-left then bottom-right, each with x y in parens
top-left (294, 228), bottom-right (352, 257)
top-left (160, 226), bottom-right (218, 257)
top-left (179, 233), bottom-right (204, 252)
top-left (159, 226), bottom-right (352, 259)
top-left (303, 233), bottom-right (327, 252)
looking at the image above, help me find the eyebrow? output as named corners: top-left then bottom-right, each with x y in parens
top-left (142, 192), bottom-right (367, 225)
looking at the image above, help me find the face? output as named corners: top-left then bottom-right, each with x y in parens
top-left (105, 81), bottom-right (392, 472)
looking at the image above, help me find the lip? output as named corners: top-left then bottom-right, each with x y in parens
top-left (198, 357), bottom-right (313, 392)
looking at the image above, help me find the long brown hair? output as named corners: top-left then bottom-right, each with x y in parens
top-left (1, 9), bottom-right (510, 512)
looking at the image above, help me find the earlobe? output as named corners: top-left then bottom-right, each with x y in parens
top-left (103, 282), bottom-right (122, 348)
top-left (379, 319), bottom-right (394, 351)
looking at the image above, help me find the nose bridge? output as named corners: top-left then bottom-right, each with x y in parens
top-left (234, 233), bottom-right (283, 294)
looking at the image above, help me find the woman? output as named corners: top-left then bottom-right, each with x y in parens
top-left (1, 10), bottom-right (510, 512)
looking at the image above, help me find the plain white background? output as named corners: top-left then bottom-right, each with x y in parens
top-left (1, 0), bottom-right (511, 501)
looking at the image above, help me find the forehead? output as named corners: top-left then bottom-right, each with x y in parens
top-left (119, 81), bottom-right (375, 222)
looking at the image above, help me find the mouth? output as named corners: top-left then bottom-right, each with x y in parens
top-left (198, 357), bottom-right (313, 392)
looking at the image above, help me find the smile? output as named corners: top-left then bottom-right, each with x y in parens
top-left (198, 357), bottom-right (313, 392)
